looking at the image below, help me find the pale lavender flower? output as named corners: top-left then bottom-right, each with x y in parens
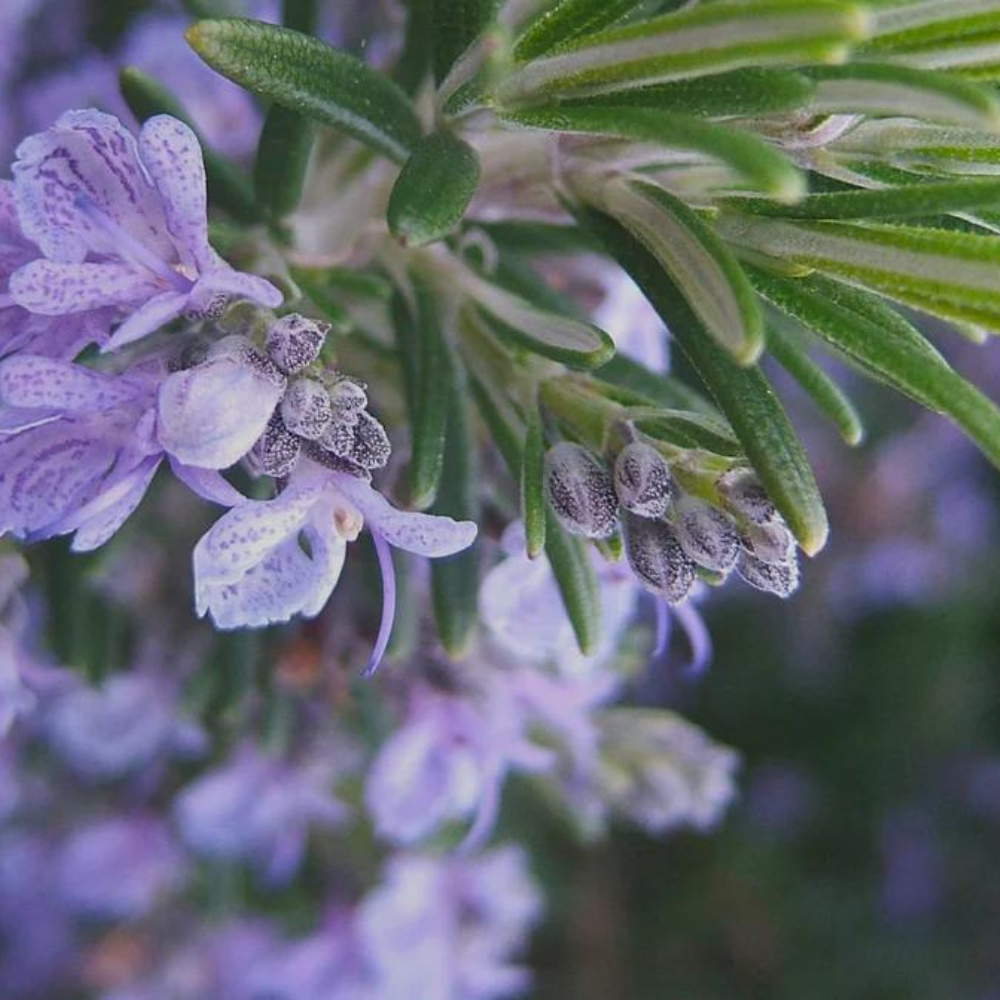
top-left (192, 460), bottom-right (477, 669)
top-left (1, 179), bottom-right (113, 359)
top-left (54, 814), bottom-right (186, 920)
top-left (44, 668), bottom-right (205, 781)
top-left (365, 680), bottom-right (551, 848)
top-left (173, 741), bottom-right (347, 884)
top-left (0, 354), bottom-right (164, 550)
top-left (8, 110), bottom-right (281, 351)
top-left (358, 847), bottom-right (543, 1000)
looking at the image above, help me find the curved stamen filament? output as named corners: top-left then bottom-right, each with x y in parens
top-left (365, 530), bottom-right (397, 676)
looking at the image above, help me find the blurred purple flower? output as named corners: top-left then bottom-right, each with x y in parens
top-left (173, 741), bottom-right (347, 884)
top-left (0, 354), bottom-right (164, 550)
top-left (358, 847), bottom-right (543, 1000)
top-left (365, 681), bottom-right (551, 848)
top-left (54, 814), bottom-right (186, 920)
top-left (44, 668), bottom-right (205, 781)
top-left (9, 110), bottom-right (280, 351)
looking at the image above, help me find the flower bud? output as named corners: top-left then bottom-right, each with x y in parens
top-left (674, 498), bottom-right (739, 572)
top-left (348, 410), bottom-right (391, 470)
top-left (716, 467), bottom-right (776, 524)
top-left (544, 443), bottom-right (619, 539)
top-left (328, 377), bottom-right (367, 413)
top-left (250, 413), bottom-right (301, 478)
top-left (736, 550), bottom-right (799, 598)
top-left (208, 334), bottom-right (286, 387)
top-left (622, 513), bottom-right (696, 603)
top-left (280, 378), bottom-right (333, 440)
top-left (614, 442), bottom-right (673, 519)
top-left (265, 314), bottom-right (328, 374)
top-left (740, 521), bottom-right (794, 565)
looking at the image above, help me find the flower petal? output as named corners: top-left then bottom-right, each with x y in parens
top-left (156, 355), bottom-right (284, 468)
top-left (13, 109), bottom-right (173, 264)
top-left (331, 472), bottom-right (478, 557)
top-left (103, 290), bottom-right (188, 352)
top-left (9, 259), bottom-right (157, 315)
top-left (138, 116), bottom-right (211, 272)
top-left (169, 458), bottom-right (248, 507)
top-left (189, 265), bottom-right (283, 312)
top-left (0, 355), bottom-right (138, 411)
top-left (192, 488), bottom-right (319, 587)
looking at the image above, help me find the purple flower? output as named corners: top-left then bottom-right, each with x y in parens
top-left (173, 741), bottom-right (348, 885)
top-left (365, 681), bottom-right (551, 848)
top-left (0, 354), bottom-right (163, 550)
top-left (44, 667), bottom-right (205, 781)
top-left (192, 460), bottom-right (477, 669)
top-left (54, 814), bottom-right (186, 920)
top-left (1, 179), bottom-right (113, 359)
top-left (358, 847), bottom-right (543, 1000)
top-left (8, 110), bottom-right (281, 352)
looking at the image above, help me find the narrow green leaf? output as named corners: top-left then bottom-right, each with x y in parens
top-left (409, 277), bottom-right (451, 510)
top-left (766, 321), bottom-right (865, 445)
top-left (594, 354), bottom-right (717, 414)
top-left (628, 407), bottom-right (743, 456)
top-left (718, 213), bottom-right (1000, 334)
top-left (505, 105), bottom-right (803, 201)
top-left (431, 381), bottom-right (479, 657)
top-left (521, 402), bottom-right (547, 558)
top-left (186, 19), bottom-right (422, 162)
top-left (573, 201), bottom-right (829, 555)
top-left (397, 0), bottom-right (435, 93)
top-left (571, 67), bottom-right (816, 119)
top-left (502, 0), bottom-right (871, 103)
top-left (433, 0), bottom-right (498, 83)
top-left (583, 177), bottom-right (764, 363)
top-left (803, 63), bottom-right (1000, 128)
top-left (514, 0), bottom-right (646, 61)
top-left (254, 105), bottom-right (315, 217)
top-left (750, 268), bottom-right (1000, 470)
top-left (468, 371), bottom-right (600, 653)
top-left (466, 271), bottom-right (615, 369)
top-left (725, 177), bottom-right (1000, 221)
top-left (388, 131), bottom-right (481, 247)
top-left (119, 66), bottom-right (260, 223)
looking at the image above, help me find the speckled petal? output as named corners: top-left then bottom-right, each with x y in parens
top-left (331, 471), bottom-right (477, 557)
top-left (9, 259), bottom-right (157, 315)
top-left (103, 290), bottom-right (189, 351)
top-left (138, 116), bottom-right (211, 272)
top-left (12, 109), bottom-right (172, 263)
top-left (0, 355), bottom-right (138, 412)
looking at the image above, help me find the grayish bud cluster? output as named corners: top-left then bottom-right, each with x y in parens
top-left (247, 314), bottom-right (390, 480)
top-left (543, 438), bottom-right (801, 604)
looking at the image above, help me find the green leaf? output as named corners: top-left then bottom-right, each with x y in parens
top-left (594, 354), bottom-right (716, 414)
top-left (803, 63), bottom-right (1000, 128)
top-left (505, 105), bottom-right (803, 201)
top-left (521, 402), bottom-right (547, 558)
top-left (514, 0), bottom-right (647, 61)
top-left (725, 177), bottom-right (1000, 221)
top-left (397, 0), bottom-right (435, 93)
top-left (465, 270), bottom-right (615, 368)
top-left (750, 268), bottom-right (1000, 470)
top-left (118, 66), bottom-right (260, 223)
top-left (570, 67), bottom-right (816, 119)
top-left (431, 380), bottom-right (480, 657)
top-left (766, 321), bottom-right (864, 445)
top-left (433, 0), bottom-right (498, 83)
top-left (408, 276), bottom-right (452, 510)
top-left (186, 19), bottom-right (422, 162)
top-left (388, 131), bottom-right (481, 247)
top-left (573, 201), bottom-right (829, 556)
top-left (718, 213), bottom-right (1000, 333)
top-left (582, 177), bottom-right (764, 363)
top-left (254, 105), bottom-right (315, 217)
top-left (628, 407), bottom-right (743, 456)
top-left (501, 0), bottom-right (871, 103)
top-left (467, 371), bottom-right (600, 653)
